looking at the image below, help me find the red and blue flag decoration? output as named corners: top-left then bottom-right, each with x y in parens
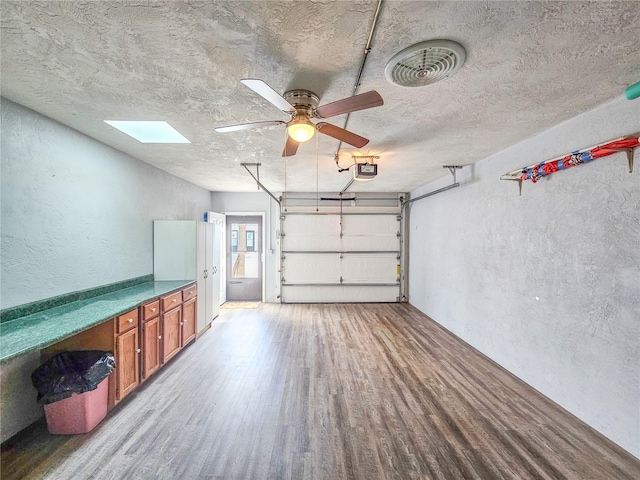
top-left (501, 135), bottom-right (639, 188)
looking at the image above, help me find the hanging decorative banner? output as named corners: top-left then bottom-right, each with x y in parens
top-left (501, 134), bottom-right (639, 194)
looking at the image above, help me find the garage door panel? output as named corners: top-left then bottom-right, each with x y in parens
top-left (341, 235), bottom-right (398, 251)
top-left (281, 207), bottom-right (401, 303)
top-left (282, 286), bottom-right (399, 303)
top-left (284, 215), bottom-right (341, 250)
top-left (341, 215), bottom-right (399, 235)
top-left (283, 254), bottom-right (341, 283)
top-left (341, 216), bottom-right (399, 251)
top-left (341, 255), bottom-right (398, 283)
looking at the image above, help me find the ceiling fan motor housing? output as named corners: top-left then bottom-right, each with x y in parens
top-left (284, 89), bottom-right (320, 116)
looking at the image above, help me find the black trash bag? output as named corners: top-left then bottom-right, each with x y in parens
top-left (31, 350), bottom-right (116, 405)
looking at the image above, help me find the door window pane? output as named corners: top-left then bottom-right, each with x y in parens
top-left (231, 230), bottom-right (238, 252)
top-left (246, 231), bottom-right (254, 251)
top-left (230, 223), bottom-right (259, 278)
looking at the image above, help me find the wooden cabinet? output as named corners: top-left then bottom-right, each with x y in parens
top-left (115, 309), bottom-right (140, 402)
top-left (182, 296), bottom-right (197, 346)
top-left (162, 305), bottom-right (182, 364)
top-left (182, 284), bottom-right (197, 303)
top-left (161, 291), bottom-right (182, 311)
top-left (143, 300), bottom-right (160, 320)
top-left (159, 284), bottom-right (197, 365)
top-left (117, 309), bottom-right (139, 334)
top-left (141, 299), bottom-right (161, 381)
top-left (40, 285), bottom-right (197, 411)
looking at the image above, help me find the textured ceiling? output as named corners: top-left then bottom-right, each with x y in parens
top-left (1, 1), bottom-right (639, 193)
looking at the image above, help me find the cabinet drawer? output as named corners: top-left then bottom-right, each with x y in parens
top-left (117, 308), bottom-right (139, 333)
top-left (182, 284), bottom-right (197, 302)
top-left (161, 291), bottom-right (182, 311)
top-left (143, 300), bottom-right (160, 321)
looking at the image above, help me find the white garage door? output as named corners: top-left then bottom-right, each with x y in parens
top-left (280, 194), bottom-right (402, 303)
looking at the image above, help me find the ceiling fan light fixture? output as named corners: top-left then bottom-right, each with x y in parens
top-left (287, 115), bottom-right (316, 143)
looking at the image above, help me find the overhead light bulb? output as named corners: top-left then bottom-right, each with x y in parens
top-left (287, 115), bottom-right (315, 142)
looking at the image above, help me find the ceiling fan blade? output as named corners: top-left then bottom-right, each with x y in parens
top-left (316, 122), bottom-right (369, 148)
top-left (240, 78), bottom-right (296, 113)
top-left (315, 91), bottom-right (383, 118)
top-left (214, 120), bottom-right (285, 133)
top-left (282, 134), bottom-right (299, 157)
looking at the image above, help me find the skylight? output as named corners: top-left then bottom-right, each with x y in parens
top-left (104, 120), bottom-right (190, 143)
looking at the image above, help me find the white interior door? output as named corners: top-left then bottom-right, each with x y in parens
top-left (211, 220), bottom-right (222, 319)
top-left (226, 215), bottom-right (262, 301)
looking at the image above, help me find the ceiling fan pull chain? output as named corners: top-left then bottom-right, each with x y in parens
top-left (316, 133), bottom-right (320, 212)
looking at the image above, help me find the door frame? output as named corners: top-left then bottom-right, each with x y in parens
top-left (224, 212), bottom-right (265, 302)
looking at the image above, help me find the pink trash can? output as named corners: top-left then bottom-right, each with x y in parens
top-left (43, 377), bottom-right (109, 435)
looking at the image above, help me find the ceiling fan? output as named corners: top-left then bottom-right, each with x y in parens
top-left (215, 79), bottom-right (384, 157)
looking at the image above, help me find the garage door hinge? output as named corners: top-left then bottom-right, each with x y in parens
top-left (281, 277), bottom-right (286, 283)
top-left (340, 276), bottom-right (343, 284)
top-left (280, 215), bottom-right (286, 220)
top-left (397, 215), bottom-right (402, 221)
top-left (280, 231), bottom-right (286, 237)
top-left (397, 231), bottom-right (401, 238)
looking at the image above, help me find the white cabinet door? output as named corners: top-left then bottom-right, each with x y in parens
top-left (196, 222), bottom-right (208, 334)
top-left (204, 223), bottom-right (214, 328)
top-left (210, 221), bottom-right (222, 321)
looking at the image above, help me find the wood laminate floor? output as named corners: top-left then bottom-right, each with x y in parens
top-left (2, 303), bottom-right (638, 479)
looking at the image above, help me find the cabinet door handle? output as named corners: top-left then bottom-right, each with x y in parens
top-left (136, 349), bottom-right (141, 353)
top-left (172, 299), bottom-right (177, 303)
top-left (151, 308), bottom-right (156, 312)
top-left (128, 318), bottom-right (133, 323)
top-left (158, 335), bottom-right (162, 340)
top-left (180, 322), bottom-right (184, 326)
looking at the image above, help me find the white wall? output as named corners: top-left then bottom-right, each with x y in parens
top-left (1, 98), bottom-right (212, 308)
top-left (408, 96), bottom-right (640, 457)
top-left (0, 98), bottom-right (212, 442)
top-left (211, 192), bottom-right (281, 303)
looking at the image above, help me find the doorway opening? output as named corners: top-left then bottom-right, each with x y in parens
top-left (226, 215), bottom-right (263, 301)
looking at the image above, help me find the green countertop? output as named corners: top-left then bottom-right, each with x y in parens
top-left (0, 281), bottom-right (194, 364)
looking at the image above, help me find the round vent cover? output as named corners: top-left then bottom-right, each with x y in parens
top-left (385, 39), bottom-right (466, 88)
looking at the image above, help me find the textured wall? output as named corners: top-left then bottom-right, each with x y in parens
top-left (408, 96), bottom-right (640, 457)
top-left (1, 98), bottom-right (212, 309)
top-left (210, 191), bottom-right (281, 303)
top-left (0, 98), bottom-right (212, 442)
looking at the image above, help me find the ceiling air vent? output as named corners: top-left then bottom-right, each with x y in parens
top-left (385, 39), bottom-right (466, 88)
